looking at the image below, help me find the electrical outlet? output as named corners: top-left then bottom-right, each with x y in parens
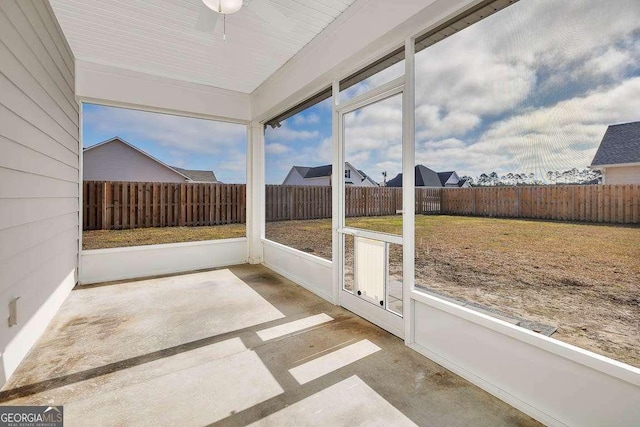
top-left (8, 297), bottom-right (19, 327)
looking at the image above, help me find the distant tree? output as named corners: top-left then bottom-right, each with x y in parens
top-left (472, 168), bottom-right (600, 186)
top-left (546, 171), bottom-right (555, 184)
top-left (489, 172), bottom-right (499, 186)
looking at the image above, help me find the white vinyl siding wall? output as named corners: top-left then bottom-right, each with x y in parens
top-left (83, 141), bottom-right (187, 183)
top-left (0, 0), bottom-right (78, 383)
top-left (603, 165), bottom-right (640, 184)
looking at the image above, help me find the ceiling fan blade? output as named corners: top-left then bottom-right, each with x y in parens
top-left (247, 0), bottom-right (294, 32)
top-left (195, 3), bottom-right (219, 32)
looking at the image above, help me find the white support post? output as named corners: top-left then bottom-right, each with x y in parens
top-left (402, 37), bottom-right (416, 344)
top-left (247, 121), bottom-right (265, 264)
top-left (77, 101), bottom-right (83, 284)
top-left (331, 80), bottom-right (341, 305)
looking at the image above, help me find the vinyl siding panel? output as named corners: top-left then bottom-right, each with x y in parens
top-left (1, 1), bottom-right (73, 93)
top-left (0, 197), bottom-right (78, 245)
top-left (83, 141), bottom-right (188, 182)
top-left (0, 168), bottom-right (78, 199)
top-left (0, 104), bottom-right (77, 167)
top-left (32, 0), bottom-right (75, 72)
top-left (0, 41), bottom-right (77, 137)
top-left (0, 0), bottom-right (78, 384)
top-left (0, 73), bottom-right (77, 150)
top-left (0, 135), bottom-right (78, 182)
top-left (0, 240), bottom-right (78, 357)
top-left (0, 10), bottom-right (77, 123)
top-left (604, 165), bottom-right (640, 185)
top-left (0, 227), bottom-right (78, 296)
top-left (0, 213), bottom-right (78, 263)
top-left (15, 1), bottom-right (74, 85)
top-left (282, 170), bottom-right (306, 185)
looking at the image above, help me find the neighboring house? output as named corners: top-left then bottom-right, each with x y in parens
top-left (172, 167), bottom-right (218, 183)
top-left (438, 171), bottom-right (471, 188)
top-left (83, 137), bottom-right (218, 183)
top-left (387, 165), bottom-right (469, 188)
top-left (591, 121), bottom-right (640, 184)
top-left (282, 162), bottom-right (378, 186)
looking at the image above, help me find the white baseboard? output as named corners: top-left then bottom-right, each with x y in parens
top-left (0, 269), bottom-right (76, 387)
top-left (408, 342), bottom-right (562, 427)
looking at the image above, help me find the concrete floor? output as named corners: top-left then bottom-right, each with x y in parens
top-left (0, 265), bottom-right (542, 426)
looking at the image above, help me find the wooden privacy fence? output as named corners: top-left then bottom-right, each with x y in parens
top-left (441, 184), bottom-right (640, 224)
top-left (83, 182), bottom-right (639, 230)
top-left (83, 181), bottom-right (246, 230)
top-left (265, 186), bottom-right (441, 221)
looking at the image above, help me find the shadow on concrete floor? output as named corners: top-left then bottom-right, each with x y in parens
top-left (1, 265), bottom-right (542, 427)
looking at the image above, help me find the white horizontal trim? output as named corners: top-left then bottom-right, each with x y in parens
top-left (262, 240), bottom-right (333, 302)
top-left (80, 238), bottom-right (248, 284)
top-left (262, 239), bottom-right (332, 268)
top-left (78, 96), bottom-right (250, 126)
top-left (82, 237), bottom-right (248, 255)
top-left (340, 290), bottom-right (404, 338)
top-left (263, 259), bottom-right (333, 303)
top-left (336, 77), bottom-right (404, 114)
top-left (410, 289), bottom-right (640, 386)
top-left (75, 60), bottom-right (251, 123)
top-left (339, 228), bottom-right (403, 245)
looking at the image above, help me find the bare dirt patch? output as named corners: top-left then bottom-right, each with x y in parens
top-left (266, 215), bottom-right (640, 367)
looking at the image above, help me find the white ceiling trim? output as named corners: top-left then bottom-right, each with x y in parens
top-left (76, 60), bottom-right (252, 123)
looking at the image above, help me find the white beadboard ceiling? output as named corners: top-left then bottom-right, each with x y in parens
top-left (49, 0), bottom-right (356, 93)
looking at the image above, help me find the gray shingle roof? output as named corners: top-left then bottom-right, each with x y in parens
top-left (437, 171), bottom-right (455, 186)
top-left (304, 164), bottom-right (333, 178)
top-left (289, 163), bottom-right (376, 184)
top-left (591, 121), bottom-right (640, 166)
top-left (387, 165), bottom-right (443, 187)
top-left (172, 167), bottom-right (218, 183)
top-left (292, 166), bottom-right (311, 178)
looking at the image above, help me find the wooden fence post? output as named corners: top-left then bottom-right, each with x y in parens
top-left (101, 181), bottom-right (109, 230)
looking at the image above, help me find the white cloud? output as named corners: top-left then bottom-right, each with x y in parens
top-left (293, 113), bottom-right (321, 125)
top-left (265, 123), bottom-right (320, 141)
top-left (417, 77), bottom-right (640, 177)
top-left (84, 106), bottom-right (246, 155)
top-left (265, 143), bottom-right (290, 155)
top-left (581, 45), bottom-right (638, 80)
top-left (411, 0), bottom-right (640, 178)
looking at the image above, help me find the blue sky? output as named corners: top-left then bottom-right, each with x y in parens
top-left (83, 0), bottom-right (640, 185)
top-left (82, 104), bottom-right (247, 183)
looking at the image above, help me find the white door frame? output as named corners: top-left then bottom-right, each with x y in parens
top-left (335, 78), bottom-right (406, 338)
top-left (331, 39), bottom-right (415, 342)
